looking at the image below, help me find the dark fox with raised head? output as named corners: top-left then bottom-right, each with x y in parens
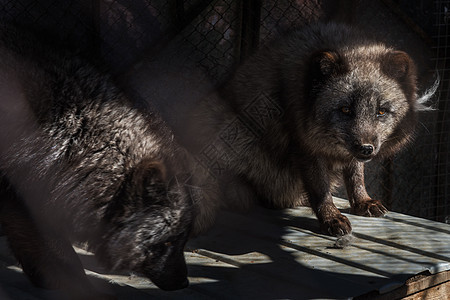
top-left (0, 24), bottom-right (194, 297)
top-left (188, 22), bottom-right (430, 236)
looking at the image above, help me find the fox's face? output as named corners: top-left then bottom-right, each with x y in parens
top-left (302, 47), bottom-right (417, 162)
top-left (97, 160), bottom-right (193, 291)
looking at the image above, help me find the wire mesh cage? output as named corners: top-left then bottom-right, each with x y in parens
top-left (430, 0), bottom-right (450, 222)
top-left (0, 0), bottom-right (448, 223)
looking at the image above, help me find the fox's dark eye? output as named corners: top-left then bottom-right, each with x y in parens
top-left (341, 106), bottom-right (351, 115)
top-left (164, 241), bottom-right (172, 247)
top-left (377, 108), bottom-right (387, 117)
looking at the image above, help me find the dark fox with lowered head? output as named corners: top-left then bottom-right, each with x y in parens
top-left (186, 22), bottom-right (432, 236)
top-left (0, 24), bottom-right (195, 298)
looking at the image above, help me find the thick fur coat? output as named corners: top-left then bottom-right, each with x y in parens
top-left (187, 22), bottom-right (423, 236)
top-left (0, 24), bottom-right (194, 297)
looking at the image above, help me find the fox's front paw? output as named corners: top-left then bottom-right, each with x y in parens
top-left (319, 206), bottom-right (352, 236)
top-left (352, 199), bottom-right (387, 217)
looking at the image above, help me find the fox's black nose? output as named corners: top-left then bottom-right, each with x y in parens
top-left (359, 144), bottom-right (374, 156)
top-left (156, 278), bottom-right (189, 291)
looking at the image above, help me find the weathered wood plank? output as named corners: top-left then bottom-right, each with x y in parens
top-left (356, 270), bottom-right (450, 299)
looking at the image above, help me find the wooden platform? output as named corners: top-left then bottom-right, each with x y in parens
top-left (0, 198), bottom-right (449, 299)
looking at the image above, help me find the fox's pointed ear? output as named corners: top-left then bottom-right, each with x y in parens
top-left (381, 51), bottom-right (414, 80)
top-left (129, 159), bottom-right (168, 200)
top-left (310, 50), bottom-right (348, 79)
top-left (307, 50), bottom-right (348, 98)
top-left (381, 51), bottom-right (417, 99)
top-left (140, 160), bottom-right (167, 186)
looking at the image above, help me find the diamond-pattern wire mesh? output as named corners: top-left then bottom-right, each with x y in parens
top-left (384, 0), bottom-right (450, 223)
top-left (259, 0), bottom-right (322, 43)
top-left (180, 0), bottom-right (240, 83)
top-left (98, 0), bottom-right (173, 73)
top-left (0, 0), bottom-right (448, 222)
top-left (431, 0), bottom-right (450, 222)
